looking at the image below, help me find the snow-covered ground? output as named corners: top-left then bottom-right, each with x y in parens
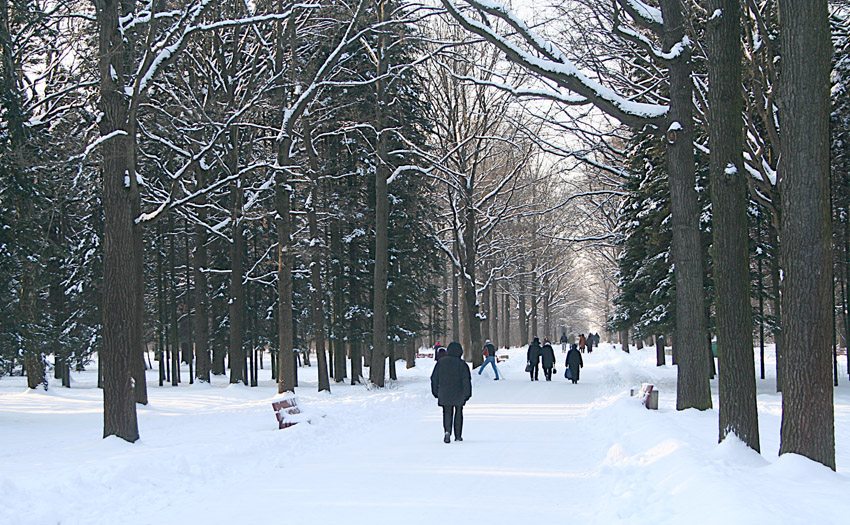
top-left (1, 343), bottom-right (848, 525)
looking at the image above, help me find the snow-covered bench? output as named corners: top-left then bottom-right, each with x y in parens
top-left (631, 383), bottom-right (659, 410)
top-left (272, 398), bottom-right (302, 429)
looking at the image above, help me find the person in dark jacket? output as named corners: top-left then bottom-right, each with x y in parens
top-left (560, 332), bottom-right (568, 353)
top-left (565, 343), bottom-right (584, 384)
top-left (434, 342), bottom-right (447, 362)
top-left (430, 341), bottom-right (472, 443)
top-left (527, 337), bottom-right (542, 381)
top-left (586, 333), bottom-right (595, 353)
top-left (478, 339), bottom-right (500, 380)
top-left (540, 339), bottom-right (556, 381)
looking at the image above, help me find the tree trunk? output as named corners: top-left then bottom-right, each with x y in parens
top-left (769, 222), bottom-right (783, 391)
top-left (706, 0), bottom-right (759, 451)
top-left (491, 283), bottom-right (499, 349)
top-left (620, 328), bottom-right (629, 353)
top-left (303, 122), bottom-right (331, 393)
top-left (369, 111), bottom-right (389, 385)
top-left (97, 0), bottom-right (139, 442)
top-left (543, 281), bottom-right (551, 341)
top-left (169, 215), bottom-right (181, 387)
top-left (228, 144), bottom-right (246, 385)
top-left (659, 0), bottom-right (712, 411)
top-left (274, 10), bottom-right (297, 394)
top-left (656, 334), bottom-right (665, 365)
top-left (462, 199), bottom-right (483, 367)
top-left (777, 0), bottom-right (835, 470)
top-left (482, 279), bottom-right (491, 344)
top-left (330, 222), bottom-right (346, 383)
top-left (503, 290), bottom-right (511, 349)
top-left (519, 270), bottom-right (528, 347)
top-left (451, 262), bottom-right (459, 342)
top-left (193, 170), bottom-right (211, 382)
top-left (530, 267), bottom-right (538, 341)
top-left (349, 236), bottom-right (363, 385)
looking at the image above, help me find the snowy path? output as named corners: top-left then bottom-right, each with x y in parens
top-left (2, 344), bottom-right (849, 524)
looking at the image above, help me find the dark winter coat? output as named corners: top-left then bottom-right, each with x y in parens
top-left (527, 340), bottom-right (541, 364)
top-left (566, 347), bottom-right (584, 381)
top-left (540, 344), bottom-right (556, 368)
top-left (431, 343), bottom-right (471, 407)
top-left (560, 334), bottom-right (568, 344)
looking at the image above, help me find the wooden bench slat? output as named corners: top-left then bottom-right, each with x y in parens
top-left (272, 399), bottom-right (302, 429)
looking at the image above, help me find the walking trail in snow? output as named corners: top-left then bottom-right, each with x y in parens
top-left (1, 343), bottom-right (848, 524)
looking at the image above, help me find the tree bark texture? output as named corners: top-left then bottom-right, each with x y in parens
top-left (462, 197), bottom-right (483, 367)
top-left (659, 0), bottom-right (713, 411)
top-left (777, 0), bottom-right (835, 470)
top-left (370, 4), bottom-right (391, 385)
top-left (706, 0), bottom-right (760, 451)
top-left (97, 0), bottom-right (139, 442)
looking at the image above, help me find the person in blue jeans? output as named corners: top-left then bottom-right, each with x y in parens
top-left (478, 339), bottom-right (500, 380)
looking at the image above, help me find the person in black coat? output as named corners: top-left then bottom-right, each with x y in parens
top-left (430, 341), bottom-right (472, 443)
top-left (565, 343), bottom-right (584, 384)
top-left (540, 339), bottom-right (556, 381)
top-left (433, 342), bottom-right (447, 361)
top-left (527, 337), bottom-right (542, 381)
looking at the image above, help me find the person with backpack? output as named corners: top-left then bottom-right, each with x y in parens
top-left (430, 341), bottom-right (472, 443)
top-left (478, 339), bottom-right (500, 380)
top-left (526, 337), bottom-right (542, 381)
top-left (540, 338), bottom-right (556, 381)
top-left (559, 332), bottom-right (568, 353)
top-left (565, 343), bottom-right (584, 384)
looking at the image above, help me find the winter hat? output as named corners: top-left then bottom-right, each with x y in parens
top-left (446, 341), bottom-right (463, 357)
top-left (485, 339), bottom-right (491, 344)
top-left (533, 337), bottom-right (540, 344)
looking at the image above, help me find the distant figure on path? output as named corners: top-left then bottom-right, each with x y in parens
top-left (578, 333), bottom-right (587, 353)
top-left (566, 343), bottom-right (584, 384)
top-left (560, 332), bottom-right (568, 353)
top-left (527, 337), bottom-right (542, 381)
top-left (586, 333), bottom-right (595, 353)
top-left (540, 338), bottom-right (556, 381)
top-left (478, 339), bottom-right (501, 380)
top-left (434, 342), bottom-right (447, 362)
top-left (431, 341), bottom-right (471, 443)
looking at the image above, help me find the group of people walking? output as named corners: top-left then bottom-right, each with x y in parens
top-left (429, 334), bottom-right (593, 443)
top-left (559, 332), bottom-right (600, 353)
top-left (526, 337), bottom-right (583, 383)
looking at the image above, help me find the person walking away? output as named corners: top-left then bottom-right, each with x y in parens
top-left (527, 337), bottom-right (542, 381)
top-left (578, 333), bottom-right (587, 353)
top-left (478, 339), bottom-right (501, 380)
top-left (540, 339), bottom-right (556, 381)
top-left (560, 332), bottom-right (568, 353)
top-left (586, 333), bottom-right (595, 353)
top-left (434, 342), bottom-right (447, 362)
top-left (431, 341), bottom-right (471, 443)
top-left (565, 343), bottom-right (584, 384)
